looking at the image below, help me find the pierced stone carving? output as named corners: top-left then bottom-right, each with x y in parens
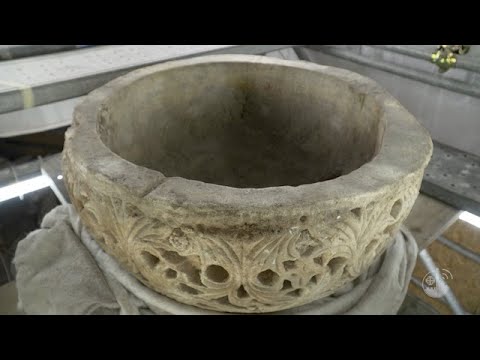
top-left (64, 157), bottom-right (422, 312)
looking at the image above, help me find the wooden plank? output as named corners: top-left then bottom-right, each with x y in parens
top-left (0, 45), bottom-right (90, 61)
top-left (421, 141), bottom-right (480, 218)
top-left (0, 45), bottom-right (293, 114)
top-left (0, 97), bottom-right (84, 138)
top-left (405, 193), bottom-right (461, 250)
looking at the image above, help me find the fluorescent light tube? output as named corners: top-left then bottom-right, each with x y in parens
top-left (0, 175), bottom-right (51, 203)
top-left (459, 211), bottom-right (480, 229)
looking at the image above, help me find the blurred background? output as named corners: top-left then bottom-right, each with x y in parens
top-left (0, 45), bottom-right (478, 314)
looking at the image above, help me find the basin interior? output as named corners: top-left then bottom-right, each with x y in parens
top-left (98, 61), bottom-right (385, 188)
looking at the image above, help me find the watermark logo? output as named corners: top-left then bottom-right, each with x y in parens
top-left (422, 268), bottom-right (453, 298)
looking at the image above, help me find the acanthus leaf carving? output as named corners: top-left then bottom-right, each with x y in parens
top-left (64, 159), bottom-right (421, 313)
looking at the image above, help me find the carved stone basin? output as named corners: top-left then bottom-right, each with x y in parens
top-left (63, 55), bottom-right (432, 313)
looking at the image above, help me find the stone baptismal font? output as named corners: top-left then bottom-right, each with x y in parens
top-left (63, 55), bottom-right (432, 313)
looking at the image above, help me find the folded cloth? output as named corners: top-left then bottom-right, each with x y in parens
top-left (14, 205), bottom-right (418, 315)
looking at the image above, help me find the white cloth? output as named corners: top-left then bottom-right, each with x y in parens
top-left (14, 205), bottom-right (418, 315)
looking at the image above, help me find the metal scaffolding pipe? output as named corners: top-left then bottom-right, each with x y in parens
top-left (437, 236), bottom-right (480, 264)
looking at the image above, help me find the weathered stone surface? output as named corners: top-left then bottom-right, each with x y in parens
top-left (62, 55), bottom-right (433, 313)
